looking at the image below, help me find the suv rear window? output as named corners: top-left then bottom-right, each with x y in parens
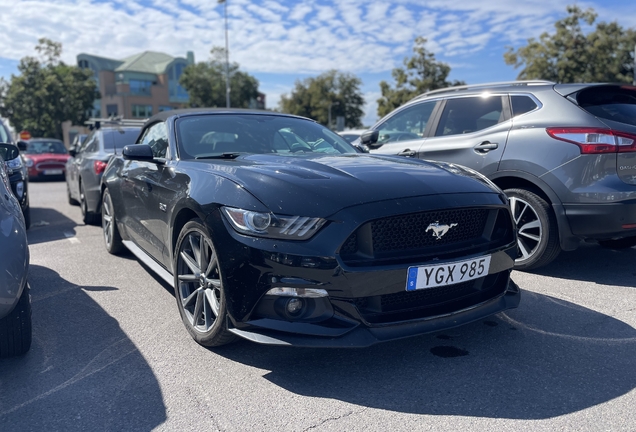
top-left (577, 86), bottom-right (636, 127)
top-left (103, 128), bottom-right (141, 151)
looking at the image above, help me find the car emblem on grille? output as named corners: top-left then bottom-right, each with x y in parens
top-left (425, 222), bottom-right (458, 240)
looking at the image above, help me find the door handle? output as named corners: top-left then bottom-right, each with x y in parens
top-left (474, 141), bottom-right (498, 153)
top-left (397, 149), bottom-right (416, 157)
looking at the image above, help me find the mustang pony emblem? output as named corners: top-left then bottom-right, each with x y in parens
top-left (426, 222), bottom-right (458, 240)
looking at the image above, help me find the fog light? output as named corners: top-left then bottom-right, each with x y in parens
top-left (266, 287), bottom-right (328, 298)
top-left (286, 298), bottom-right (304, 314)
top-left (15, 181), bottom-right (24, 199)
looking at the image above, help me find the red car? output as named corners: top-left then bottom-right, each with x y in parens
top-left (20, 138), bottom-right (70, 180)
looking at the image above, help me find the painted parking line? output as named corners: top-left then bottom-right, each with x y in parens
top-left (63, 231), bottom-right (80, 244)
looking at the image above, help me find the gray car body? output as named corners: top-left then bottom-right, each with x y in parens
top-left (363, 82), bottom-right (636, 251)
top-left (67, 126), bottom-right (141, 214)
top-left (0, 158), bottom-right (29, 318)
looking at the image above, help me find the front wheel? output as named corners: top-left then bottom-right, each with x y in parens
top-left (0, 283), bottom-right (32, 358)
top-left (504, 188), bottom-right (561, 271)
top-left (102, 188), bottom-right (124, 255)
top-left (174, 219), bottom-right (236, 347)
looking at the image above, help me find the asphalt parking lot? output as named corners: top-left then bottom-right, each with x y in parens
top-left (1, 180), bottom-right (635, 431)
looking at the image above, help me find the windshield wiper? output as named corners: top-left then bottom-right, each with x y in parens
top-left (196, 152), bottom-right (244, 160)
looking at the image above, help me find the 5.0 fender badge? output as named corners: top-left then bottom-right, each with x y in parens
top-left (426, 222), bottom-right (458, 239)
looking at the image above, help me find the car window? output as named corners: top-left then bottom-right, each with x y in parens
top-left (84, 136), bottom-right (99, 153)
top-left (176, 114), bottom-right (357, 159)
top-left (375, 101), bottom-right (435, 145)
top-left (0, 121), bottom-right (10, 143)
top-left (140, 122), bottom-right (169, 158)
top-left (435, 96), bottom-right (506, 137)
top-left (511, 95), bottom-right (538, 117)
top-left (577, 86), bottom-right (636, 127)
top-left (104, 128), bottom-right (141, 152)
top-left (25, 140), bottom-right (67, 154)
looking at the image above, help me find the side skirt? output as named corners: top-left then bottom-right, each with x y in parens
top-left (122, 240), bottom-right (174, 288)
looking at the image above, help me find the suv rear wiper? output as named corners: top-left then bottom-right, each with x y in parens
top-left (196, 152), bottom-right (244, 160)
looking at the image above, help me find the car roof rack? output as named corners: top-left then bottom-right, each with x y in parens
top-left (413, 80), bottom-right (556, 100)
top-left (84, 117), bottom-right (147, 130)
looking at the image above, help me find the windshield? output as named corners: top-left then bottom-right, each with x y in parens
top-left (175, 114), bottom-right (357, 159)
top-left (26, 140), bottom-right (67, 155)
top-left (0, 120), bottom-right (10, 143)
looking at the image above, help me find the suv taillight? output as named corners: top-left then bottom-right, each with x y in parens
top-left (94, 160), bottom-right (107, 175)
top-left (546, 128), bottom-right (636, 154)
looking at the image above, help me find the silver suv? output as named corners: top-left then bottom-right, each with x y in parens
top-left (360, 81), bottom-right (636, 270)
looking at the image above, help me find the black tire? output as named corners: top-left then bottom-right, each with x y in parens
top-left (67, 183), bottom-right (79, 206)
top-left (0, 283), bottom-right (32, 358)
top-left (80, 181), bottom-right (100, 225)
top-left (23, 204), bottom-right (31, 230)
top-left (598, 236), bottom-right (636, 249)
top-left (504, 188), bottom-right (561, 271)
top-left (102, 188), bottom-right (125, 255)
top-left (174, 219), bottom-right (236, 347)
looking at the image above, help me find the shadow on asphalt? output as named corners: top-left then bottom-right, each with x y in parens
top-left (211, 289), bottom-right (636, 420)
top-left (529, 242), bottom-right (636, 288)
top-left (0, 265), bottom-right (166, 431)
top-left (26, 207), bottom-right (78, 245)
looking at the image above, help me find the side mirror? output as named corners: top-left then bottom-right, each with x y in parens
top-left (122, 144), bottom-right (154, 161)
top-left (0, 143), bottom-right (20, 161)
top-left (17, 140), bottom-right (28, 152)
top-left (353, 144), bottom-right (369, 153)
top-left (360, 130), bottom-right (380, 149)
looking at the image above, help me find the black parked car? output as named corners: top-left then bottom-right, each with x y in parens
top-left (66, 125), bottom-right (141, 224)
top-left (101, 109), bottom-right (520, 348)
top-left (0, 119), bottom-right (30, 228)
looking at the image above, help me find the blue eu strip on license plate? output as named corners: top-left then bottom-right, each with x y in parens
top-left (406, 255), bottom-right (491, 291)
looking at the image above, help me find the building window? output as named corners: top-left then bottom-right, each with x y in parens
top-left (78, 60), bottom-right (89, 69)
top-left (159, 106), bottom-right (173, 112)
top-left (129, 79), bottom-right (152, 96)
top-left (106, 104), bottom-right (118, 117)
top-left (132, 104), bottom-right (153, 118)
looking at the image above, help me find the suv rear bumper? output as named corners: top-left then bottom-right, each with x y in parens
top-left (564, 201), bottom-right (636, 240)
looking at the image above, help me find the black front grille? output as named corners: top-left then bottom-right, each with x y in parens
top-left (349, 272), bottom-right (508, 324)
top-left (371, 208), bottom-right (488, 252)
top-left (339, 207), bottom-right (512, 266)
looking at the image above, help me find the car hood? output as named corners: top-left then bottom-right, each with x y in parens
top-left (189, 154), bottom-right (499, 217)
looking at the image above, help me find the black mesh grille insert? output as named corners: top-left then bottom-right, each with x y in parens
top-left (370, 208), bottom-right (488, 252)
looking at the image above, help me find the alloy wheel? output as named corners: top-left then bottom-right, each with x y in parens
top-left (102, 194), bottom-right (114, 247)
top-left (176, 230), bottom-right (221, 333)
top-left (509, 196), bottom-right (542, 263)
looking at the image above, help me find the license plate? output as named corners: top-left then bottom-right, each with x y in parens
top-left (43, 169), bottom-right (63, 175)
top-left (406, 255), bottom-right (491, 291)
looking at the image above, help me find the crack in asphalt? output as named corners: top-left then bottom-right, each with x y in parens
top-left (0, 337), bottom-right (138, 417)
top-left (302, 407), bottom-right (369, 431)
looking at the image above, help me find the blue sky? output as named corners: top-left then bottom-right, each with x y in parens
top-left (0, 0), bottom-right (634, 126)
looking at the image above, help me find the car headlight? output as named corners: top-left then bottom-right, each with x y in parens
top-left (6, 157), bottom-right (23, 170)
top-left (24, 157), bottom-right (34, 168)
top-left (222, 207), bottom-right (327, 240)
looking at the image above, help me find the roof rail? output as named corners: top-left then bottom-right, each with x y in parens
top-left (414, 80), bottom-right (556, 100)
top-left (84, 116), bottom-right (147, 129)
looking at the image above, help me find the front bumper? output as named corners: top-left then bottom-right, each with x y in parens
top-left (564, 200), bottom-right (636, 240)
top-left (205, 194), bottom-right (520, 347)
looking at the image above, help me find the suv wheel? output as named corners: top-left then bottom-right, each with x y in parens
top-left (505, 188), bottom-right (561, 271)
top-left (80, 181), bottom-right (100, 225)
top-left (0, 283), bottom-right (32, 358)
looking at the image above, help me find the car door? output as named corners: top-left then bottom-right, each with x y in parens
top-left (417, 95), bottom-right (512, 177)
top-left (70, 132), bottom-right (96, 200)
top-left (119, 122), bottom-right (174, 267)
top-left (369, 100), bottom-right (439, 157)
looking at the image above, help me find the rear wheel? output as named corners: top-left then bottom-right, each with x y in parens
top-left (80, 181), bottom-right (100, 225)
top-left (67, 183), bottom-right (79, 206)
top-left (174, 219), bottom-right (236, 347)
top-left (505, 188), bottom-right (561, 271)
top-left (102, 188), bottom-right (124, 255)
top-left (0, 283), bottom-right (32, 358)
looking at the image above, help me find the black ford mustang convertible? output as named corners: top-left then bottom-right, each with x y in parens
top-left (101, 109), bottom-right (520, 347)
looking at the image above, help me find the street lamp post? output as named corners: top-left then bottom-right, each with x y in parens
top-left (219, 0), bottom-right (230, 108)
top-left (328, 101), bottom-right (340, 130)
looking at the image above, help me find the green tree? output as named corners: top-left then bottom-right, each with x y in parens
top-left (279, 70), bottom-right (365, 129)
top-left (504, 5), bottom-right (636, 83)
top-left (377, 37), bottom-right (465, 117)
top-left (0, 38), bottom-right (98, 139)
top-left (180, 47), bottom-right (260, 108)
